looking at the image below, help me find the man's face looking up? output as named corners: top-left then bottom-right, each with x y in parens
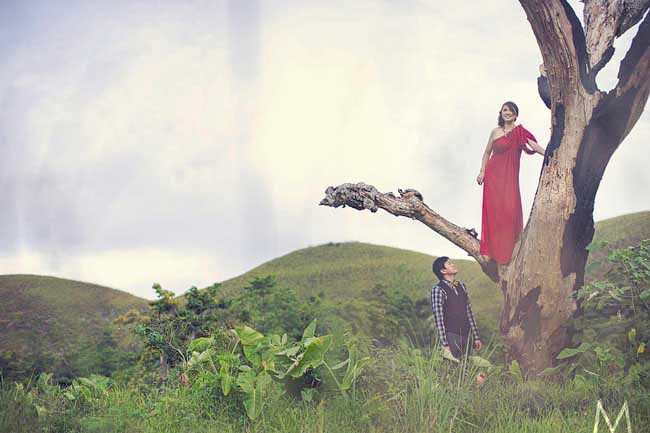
top-left (442, 260), bottom-right (458, 277)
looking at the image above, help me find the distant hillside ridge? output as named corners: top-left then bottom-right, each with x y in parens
top-left (216, 211), bottom-right (650, 336)
top-left (1, 211), bottom-right (647, 382)
top-left (591, 211), bottom-right (650, 247)
top-left (0, 275), bottom-right (148, 383)
top-left (219, 211), bottom-right (650, 295)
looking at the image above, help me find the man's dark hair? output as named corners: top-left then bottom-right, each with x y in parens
top-left (432, 256), bottom-right (449, 280)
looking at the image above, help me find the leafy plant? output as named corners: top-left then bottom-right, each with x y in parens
top-left (549, 240), bottom-right (650, 382)
top-left (184, 320), bottom-right (369, 420)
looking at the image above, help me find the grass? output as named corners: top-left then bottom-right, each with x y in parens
top-left (2, 211), bottom-right (649, 384)
top-left (2, 342), bottom-right (648, 433)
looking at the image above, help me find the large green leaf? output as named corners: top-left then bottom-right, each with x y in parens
top-left (188, 337), bottom-right (213, 353)
top-left (331, 359), bottom-right (349, 370)
top-left (469, 356), bottom-right (493, 368)
top-left (236, 370), bottom-right (256, 394)
top-left (237, 370), bottom-right (273, 420)
top-left (557, 342), bottom-right (592, 360)
top-left (539, 365), bottom-right (566, 376)
top-left (243, 343), bottom-right (263, 367)
top-left (235, 326), bottom-right (265, 346)
top-left (341, 356), bottom-right (371, 390)
top-left (217, 353), bottom-right (240, 370)
top-left (301, 320), bottom-right (317, 341)
top-left (509, 360), bottom-right (524, 384)
top-left (77, 377), bottom-right (96, 389)
top-left (220, 370), bottom-right (234, 396)
top-left (217, 353), bottom-right (240, 396)
top-left (287, 335), bottom-right (332, 378)
top-left (276, 345), bottom-right (301, 357)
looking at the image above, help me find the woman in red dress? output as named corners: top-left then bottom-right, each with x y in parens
top-left (476, 102), bottom-right (545, 264)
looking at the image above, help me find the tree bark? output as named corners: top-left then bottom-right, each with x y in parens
top-left (507, 0), bottom-right (650, 376)
top-left (320, 0), bottom-right (650, 377)
top-left (320, 183), bottom-right (499, 281)
top-left (582, 0), bottom-right (650, 74)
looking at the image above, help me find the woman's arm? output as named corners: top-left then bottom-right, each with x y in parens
top-left (477, 130), bottom-right (495, 185)
top-left (527, 138), bottom-right (546, 156)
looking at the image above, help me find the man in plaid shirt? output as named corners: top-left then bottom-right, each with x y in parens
top-left (431, 256), bottom-right (483, 361)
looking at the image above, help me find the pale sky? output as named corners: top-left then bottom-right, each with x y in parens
top-left (1, 0), bottom-right (648, 299)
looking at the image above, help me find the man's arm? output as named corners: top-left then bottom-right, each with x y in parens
top-left (431, 285), bottom-right (449, 347)
top-left (461, 283), bottom-right (481, 342)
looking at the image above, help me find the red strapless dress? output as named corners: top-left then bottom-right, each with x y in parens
top-left (480, 124), bottom-right (537, 264)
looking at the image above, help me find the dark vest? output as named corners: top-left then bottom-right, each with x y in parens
top-left (442, 282), bottom-right (471, 336)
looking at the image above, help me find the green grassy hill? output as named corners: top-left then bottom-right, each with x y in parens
top-left (0, 275), bottom-right (148, 383)
top-left (587, 211), bottom-right (650, 278)
top-left (217, 241), bottom-right (503, 342)
top-left (1, 211), bottom-right (648, 381)
top-left (591, 211), bottom-right (650, 247)
top-left (218, 211), bottom-right (650, 338)
top-left (219, 241), bottom-right (493, 300)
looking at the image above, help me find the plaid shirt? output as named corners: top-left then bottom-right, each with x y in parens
top-left (431, 279), bottom-right (480, 347)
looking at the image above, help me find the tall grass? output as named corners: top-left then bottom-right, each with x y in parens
top-left (2, 342), bottom-right (649, 433)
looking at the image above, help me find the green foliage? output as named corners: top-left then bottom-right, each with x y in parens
top-left (183, 321), bottom-right (368, 420)
top-left (122, 275), bottom-right (334, 387)
top-left (554, 239), bottom-right (650, 384)
top-left (230, 276), bottom-right (321, 339)
top-left (3, 212), bottom-right (648, 384)
top-left (2, 341), bottom-right (650, 433)
top-left (509, 360), bottom-right (525, 384)
top-left (123, 282), bottom-right (234, 382)
top-left (217, 243), bottom-right (503, 341)
top-left (0, 275), bottom-right (147, 384)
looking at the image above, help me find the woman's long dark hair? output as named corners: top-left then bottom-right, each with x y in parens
top-left (498, 101), bottom-right (519, 127)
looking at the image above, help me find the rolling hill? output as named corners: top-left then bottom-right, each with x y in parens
top-left (217, 211), bottom-right (650, 337)
top-left (0, 275), bottom-right (148, 383)
top-left (1, 211), bottom-right (648, 381)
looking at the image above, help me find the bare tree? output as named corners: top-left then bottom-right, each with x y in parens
top-left (320, 0), bottom-right (650, 376)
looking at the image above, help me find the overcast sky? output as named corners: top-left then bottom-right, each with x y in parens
top-left (1, 0), bottom-right (648, 299)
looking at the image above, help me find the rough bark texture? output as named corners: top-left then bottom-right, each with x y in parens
top-left (582, 0), bottom-right (650, 74)
top-left (509, 0), bottom-right (650, 376)
top-left (321, 0), bottom-right (650, 377)
top-left (319, 183), bottom-right (499, 280)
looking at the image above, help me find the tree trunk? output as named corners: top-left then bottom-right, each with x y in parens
top-left (500, 101), bottom-right (596, 374)
top-left (320, 0), bottom-right (650, 377)
top-left (505, 0), bottom-right (650, 376)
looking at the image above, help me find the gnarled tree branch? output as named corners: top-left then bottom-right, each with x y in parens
top-left (520, 0), bottom-right (593, 92)
top-left (319, 182), bottom-right (499, 281)
top-left (596, 12), bottom-right (650, 141)
top-left (618, 11), bottom-right (650, 88)
top-left (582, 0), bottom-right (650, 75)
